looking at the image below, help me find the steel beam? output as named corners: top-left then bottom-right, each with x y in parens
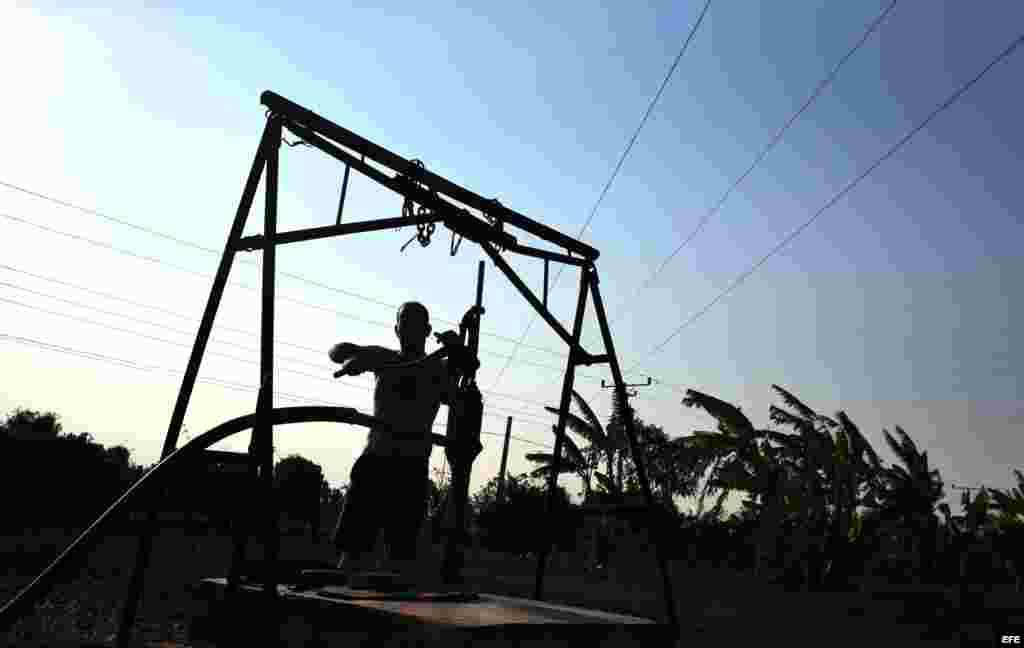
top-left (589, 269), bottom-right (679, 633)
top-left (533, 264), bottom-right (589, 600)
top-left (283, 120), bottom-right (522, 253)
top-left (116, 116), bottom-right (276, 648)
top-left (258, 116), bottom-right (282, 597)
top-left (480, 241), bottom-right (577, 350)
top-left (236, 215), bottom-right (442, 251)
top-left (262, 90), bottom-right (599, 260)
top-left (506, 242), bottom-right (585, 266)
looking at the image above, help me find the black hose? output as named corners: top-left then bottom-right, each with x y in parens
top-left (0, 405), bottom-right (446, 630)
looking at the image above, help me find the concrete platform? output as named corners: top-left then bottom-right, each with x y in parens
top-left (188, 577), bottom-right (674, 647)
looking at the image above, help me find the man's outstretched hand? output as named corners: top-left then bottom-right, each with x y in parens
top-left (434, 330), bottom-right (479, 373)
top-left (433, 330), bottom-right (462, 348)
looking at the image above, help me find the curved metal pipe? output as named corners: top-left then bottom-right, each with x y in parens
top-left (0, 406), bottom-right (446, 630)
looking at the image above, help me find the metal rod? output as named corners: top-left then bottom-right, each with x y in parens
top-left (261, 90), bottom-right (599, 260)
top-left (480, 241), bottom-right (577, 351)
top-left (336, 164), bottom-right (350, 226)
top-left (115, 116), bottom-right (275, 648)
top-left (506, 243), bottom-right (585, 266)
top-left (237, 215), bottom-right (442, 250)
top-left (281, 121), bottom-right (520, 251)
top-left (475, 260), bottom-right (485, 310)
top-left (284, 120), bottom-right (517, 252)
top-left (588, 268), bottom-right (679, 634)
top-left (496, 417), bottom-right (513, 508)
top-left (259, 116), bottom-right (281, 598)
top-left (543, 259), bottom-right (549, 308)
top-left (533, 265), bottom-right (589, 600)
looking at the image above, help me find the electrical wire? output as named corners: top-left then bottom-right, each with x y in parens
top-left (0, 212), bottom-right (612, 384)
top-left (0, 293), bottom-right (556, 428)
top-left (489, 0), bottom-right (712, 392)
top-left (604, 0), bottom-right (899, 334)
top-left (0, 262), bottom-right (579, 411)
top-left (0, 333), bottom-right (555, 450)
top-left (626, 30), bottom-right (1024, 373)
top-left (0, 179), bottom-right (566, 358)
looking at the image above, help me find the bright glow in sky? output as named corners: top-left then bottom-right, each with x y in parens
top-left (1, 2), bottom-right (1021, 509)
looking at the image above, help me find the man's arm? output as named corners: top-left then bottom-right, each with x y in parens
top-left (328, 343), bottom-right (396, 376)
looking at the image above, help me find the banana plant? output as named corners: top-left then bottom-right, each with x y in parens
top-left (530, 391), bottom-right (605, 501)
top-left (541, 390), bottom-right (633, 502)
top-left (681, 389), bottom-right (807, 578)
top-left (524, 424), bottom-right (589, 494)
top-left (874, 425), bottom-right (945, 583)
top-left (988, 471), bottom-right (1024, 591)
top-left (989, 469), bottom-right (1024, 526)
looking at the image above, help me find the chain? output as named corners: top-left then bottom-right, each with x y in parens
top-left (399, 159), bottom-right (440, 252)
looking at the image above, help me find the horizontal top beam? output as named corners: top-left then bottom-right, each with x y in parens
top-left (261, 90), bottom-right (599, 261)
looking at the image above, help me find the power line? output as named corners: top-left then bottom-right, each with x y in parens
top-left (605, 0), bottom-right (898, 333)
top-left (0, 333), bottom-right (554, 450)
top-left (0, 333), bottom-right (323, 406)
top-left (627, 30), bottom-right (1024, 373)
top-left (0, 280), bottom-right (332, 373)
top-left (0, 292), bottom-right (555, 428)
top-left (0, 180), bottom-right (567, 358)
top-left (488, 0), bottom-right (713, 394)
top-left (0, 261), bottom-right (575, 412)
top-left (0, 211), bottom-right (608, 382)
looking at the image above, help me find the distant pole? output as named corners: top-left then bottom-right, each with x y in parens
top-left (496, 417), bottom-right (513, 507)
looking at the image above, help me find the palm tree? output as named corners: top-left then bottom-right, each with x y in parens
top-left (875, 425), bottom-right (945, 583)
top-left (768, 386), bottom-right (884, 587)
top-left (990, 470), bottom-right (1024, 525)
top-left (531, 390), bottom-right (627, 502)
top-left (681, 389), bottom-right (798, 577)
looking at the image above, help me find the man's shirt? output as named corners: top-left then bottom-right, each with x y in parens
top-left (364, 348), bottom-right (450, 460)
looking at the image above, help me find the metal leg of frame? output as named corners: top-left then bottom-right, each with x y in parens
top-left (588, 270), bottom-right (679, 633)
top-left (259, 116), bottom-right (281, 599)
top-left (533, 265), bottom-right (590, 600)
top-left (115, 118), bottom-right (273, 648)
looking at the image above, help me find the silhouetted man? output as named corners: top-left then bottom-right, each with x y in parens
top-left (329, 301), bottom-right (470, 582)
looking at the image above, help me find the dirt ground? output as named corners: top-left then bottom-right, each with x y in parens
top-left (0, 527), bottom-right (1005, 646)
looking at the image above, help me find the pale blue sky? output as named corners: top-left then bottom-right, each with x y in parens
top-left (1, 2), bottom-right (1020, 506)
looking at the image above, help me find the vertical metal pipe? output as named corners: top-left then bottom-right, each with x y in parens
top-left (259, 116), bottom-right (281, 598)
top-left (475, 261), bottom-right (485, 311)
top-left (441, 261), bottom-right (486, 584)
top-left (588, 268), bottom-right (679, 633)
top-left (543, 259), bottom-right (549, 308)
top-left (116, 118), bottom-right (274, 648)
top-left (465, 260), bottom-right (485, 366)
top-left (496, 417), bottom-right (513, 507)
top-left (336, 164), bottom-right (350, 226)
top-left (533, 265), bottom-right (589, 600)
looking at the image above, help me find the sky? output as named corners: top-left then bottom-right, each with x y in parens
top-left (0, 2), bottom-right (1021, 512)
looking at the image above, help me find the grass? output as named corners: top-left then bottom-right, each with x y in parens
top-left (1, 525), bottom-right (1001, 647)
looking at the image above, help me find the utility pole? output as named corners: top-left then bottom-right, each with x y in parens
top-left (600, 376), bottom-right (651, 398)
top-left (496, 417), bottom-right (512, 508)
top-left (950, 483), bottom-right (986, 498)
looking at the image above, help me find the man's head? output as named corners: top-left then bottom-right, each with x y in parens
top-left (395, 301), bottom-right (431, 353)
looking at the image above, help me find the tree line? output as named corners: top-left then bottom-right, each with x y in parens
top-left (523, 385), bottom-right (1024, 592)
top-left (0, 409), bottom-right (343, 537)
top-left (9, 385), bottom-right (1019, 596)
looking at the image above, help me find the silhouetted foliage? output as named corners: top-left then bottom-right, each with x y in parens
top-left (472, 472), bottom-right (576, 556)
top-left (0, 409), bottom-right (143, 532)
top-left (274, 454), bottom-right (326, 538)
